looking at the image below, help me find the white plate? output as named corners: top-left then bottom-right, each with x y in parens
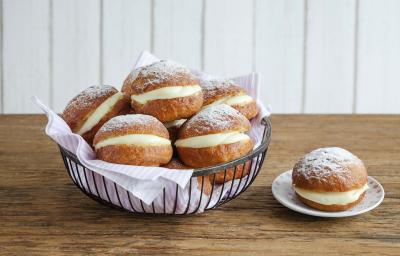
top-left (271, 170), bottom-right (384, 217)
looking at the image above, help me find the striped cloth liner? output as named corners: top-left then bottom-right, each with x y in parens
top-left (32, 50), bottom-right (270, 209)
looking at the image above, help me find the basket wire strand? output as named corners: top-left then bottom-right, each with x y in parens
top-left (59, 117), bottom-right (272, 214)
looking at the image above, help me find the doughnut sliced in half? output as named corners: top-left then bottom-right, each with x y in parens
top-left (62, 85), bottom-right (130, 144)
top-left (122, 60), bottom-right (203, 122)
top-left (200, 79), bottom-right (258, 120)
top-left (175, 104), bottom-right (254, 184)
top-left (93, 114), bottom-right (173, 166)
top-left (292, 147), bottom-right (369, 211)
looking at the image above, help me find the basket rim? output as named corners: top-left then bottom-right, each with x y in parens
top-left (58, 116), bottom-right (272, 177)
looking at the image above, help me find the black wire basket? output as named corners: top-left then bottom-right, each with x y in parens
top-left (58, 117), bottom-right (272, 214)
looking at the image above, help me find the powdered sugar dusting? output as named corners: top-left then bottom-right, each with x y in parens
top-left (296, 147), bottom-right (362, 182)
top-left (184, 104), bottom-right (246, 133)
top-left (200, 79), bottom-right (247, 104)
top-left (134, 60), bottom-right (192, 87)
top-left (64, 85), bottom-right (115, 111)
top-left (200, 79), bottom-right (236, 91)
top-left (98, 114), bottom-right (159, 133)
top-left (125, 68), bottom-right (140, 84)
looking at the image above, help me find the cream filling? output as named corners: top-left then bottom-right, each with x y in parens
top-left (94, 134), bottom-right (171, 149)
top-left (203, 94), bottom-right (253, 109)
top-left (175, 131), bottom-right (250, 148)
top-left (77, 92), bottom-right (123, 135)
top-left (131, 85), bottom-right (201, 104)
top-left (164, 119), bottom-right (186, 128)
top-left (293, 183), bottom-right (369, 206)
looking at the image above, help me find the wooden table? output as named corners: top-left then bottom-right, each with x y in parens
top-left (0, 115), bottom-right (399, 255)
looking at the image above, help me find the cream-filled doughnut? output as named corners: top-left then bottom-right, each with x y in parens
top-left (122, 60), bottom-right (203, 122)
top-left (62, 85), bottom-right (130, 144)
top-left (93, 114), bottom-right (173, 166)
top-left (176, 104), bottom-right (253, 183)
top-left (292, 147), bottom-right (368, 212)
top-left (163, 158), bottom-right (212, 195)
top-left (200, 79), bottom-right (258, 120)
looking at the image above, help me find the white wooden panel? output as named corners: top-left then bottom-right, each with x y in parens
top-left (52, 0), bottom-right (100, 112)
top-left (2, 0), bottom-right (400, 114)
top-left (304, 0), bottom-right (356, 113)
top-left (3, 0), bottom-right (50, 113)
top-left (356, 0), bottom-right (400, 113)
top-left (102, 0), bottom-right (151, 89)
top-left (203, 0), bottom-right (253, 77)
top-left (254, 0), bottom-right (304, 113)
top-left (153, 0), bottom-right (202, 69)
top-left (0, 0), bottom-right (3, 113)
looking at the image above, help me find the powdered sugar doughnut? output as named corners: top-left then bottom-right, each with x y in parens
top-left (201, 79), bottom-right (258, 120)
top-left (62, 85), bottom-right (130, 145)
top-left (292, 147), bottom-right (368, 211)
top-left (175, 104), bottom-right (253, 183)
top-left (93, 114), bottom-right (173, 166)
top-left (122, 60), bottom-right (203, 122)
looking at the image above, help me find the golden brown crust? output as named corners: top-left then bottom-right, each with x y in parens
top-left (200, 79), bottom-right (246, 105)
top-left (196, 176), bottom-right (212, 196)
top-left (292, 148), bottom-right (368, 192)
top-left (210, 160), bottom-right (251, 184)
top-left (93, 114), bottom-right (170, 145)
top-left (296, 191), bottom-right (366, 212)
top-left (293, 162), bottom-right (367, 192)
top-left (162, 159), bottom-right (212, 195)
top-left (130, 92), bottom-right (203, 122)
top-left (123, 74), bottom-right (199, 94)
top-left (121, 60), bottom-right (199, 95)
top-left (80, 96), bottom-right (130, 145)
top-left (96, 144), bottom-right (172, 166)
top-left (178, 104), bottom-right (251, 139)
top-left (177, 139), bottom-right (254, 168)
top-left (62, 85), bottom-right (117, 132)
top-left (231, 100), bottom-right (258, 120)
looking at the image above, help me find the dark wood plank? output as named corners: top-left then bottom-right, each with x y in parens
top-left (0, 115), bottom-right (399, 255)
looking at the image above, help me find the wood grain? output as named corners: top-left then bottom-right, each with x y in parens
top-left (0, 115), bottom-right (399, 255)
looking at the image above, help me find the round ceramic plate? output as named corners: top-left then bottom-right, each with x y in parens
top-left (271, 170), bottom-right (384, 217)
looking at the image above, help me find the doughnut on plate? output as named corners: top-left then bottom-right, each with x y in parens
top-left (272, 170), bottom-right (384, 218)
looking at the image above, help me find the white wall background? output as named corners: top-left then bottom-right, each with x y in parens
top-left (1, 0), bottom-right (400, 114)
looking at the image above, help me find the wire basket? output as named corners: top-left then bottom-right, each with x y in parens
top-left (58, 117), bottom-right (272, 214)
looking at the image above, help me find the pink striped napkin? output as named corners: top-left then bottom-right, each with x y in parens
top-left (33, 50), bottom-right (270, 206)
